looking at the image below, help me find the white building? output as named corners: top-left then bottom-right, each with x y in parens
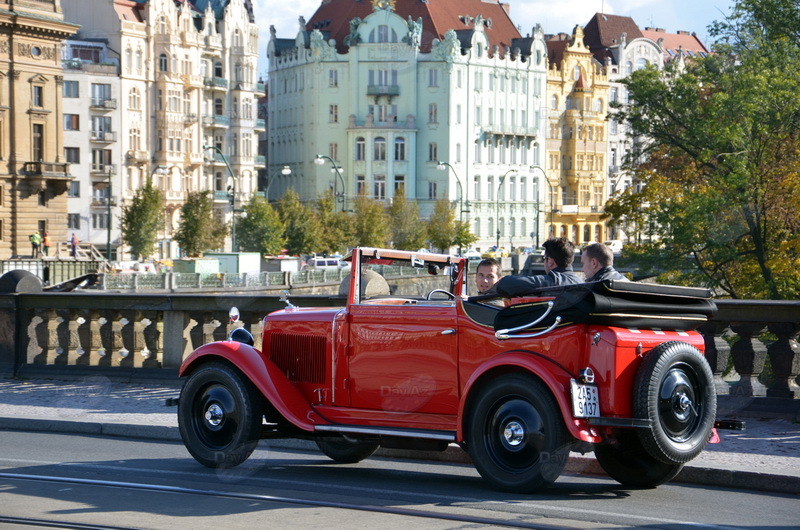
top-left (62, 0), bottom-right (265, 258)
top-left (268, 0), bottom-right (549, 252)
top-left (62, 39), bottom-right (122, 259)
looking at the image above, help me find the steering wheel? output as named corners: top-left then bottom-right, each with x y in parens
top-left (426, 289), bottom-right (455, 300)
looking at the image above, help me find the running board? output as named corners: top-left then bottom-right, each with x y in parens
top-left (315, 424), bottom-right (456, 441)
top-left (587, 417), bottom-right (651, 428)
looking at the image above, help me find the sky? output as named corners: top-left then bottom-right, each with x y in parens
top-left (253, 0), bottom-right (735, 78)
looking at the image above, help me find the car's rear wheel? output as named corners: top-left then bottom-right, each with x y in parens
top-left (467, 373), bottom-right (569, 492)
top-left (178, 361), bottom-right (263, 469)
top-left (595, 429), bottom-right (684, 488)
top-left (316, 437), bottom-right (380, 463)
top-left (634, 341), bottom-right (716, 464)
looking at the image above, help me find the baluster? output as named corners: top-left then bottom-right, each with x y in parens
top-left (111, 315), bottom-right (131, 367)
top-left (699, 321), bottom-right (731, 395)
top-left (766, 322), bottom-right (800, 399)
top-left (67, 314), bottom-right (87, 366)
top-left (91, 315), bottom-right (109, 366)
top-left (132, 313), bottom-right (150, 368)
top-left (45, 309), bottom-right (63, 365)
top-left (729, 323), bottom-right (768, 397)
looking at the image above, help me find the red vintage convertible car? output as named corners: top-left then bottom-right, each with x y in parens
top-left (177, 247), bottom-right (721, 492)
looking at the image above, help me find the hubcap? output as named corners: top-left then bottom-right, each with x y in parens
top-left (503, 421), bottom-right (525, 446)
top-left (205, 403), bottom-right (224, 427)
top-left (658, 365), bottom-right (700, 441)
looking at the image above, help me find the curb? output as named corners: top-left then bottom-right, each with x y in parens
top-left (2, 416), bottom-right (798, 495)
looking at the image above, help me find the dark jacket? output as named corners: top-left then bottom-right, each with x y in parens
top-left (585, 266), bottom-right (628, 283)
top-left (491, 266), bottom-right (581, 297)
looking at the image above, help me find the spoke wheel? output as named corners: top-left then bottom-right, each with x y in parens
top-left (595, 429), bottom-right (684, 488)
top-left (467, 374), bottom-right (569, 493)
top-left (178, 362), bottom-right (263, 469)
top-left (634, 341), bottom-right (716, 464)
top-left (316, 438), bottom-right (380, 463)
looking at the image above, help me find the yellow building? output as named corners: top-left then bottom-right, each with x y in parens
top-left (0, 0), bottom-right (78, 258)
top-left (545, 25), bottom-right (610, 245)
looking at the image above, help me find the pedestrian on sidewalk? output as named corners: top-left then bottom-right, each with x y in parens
top-left (29, 231), bottom-right (41, 258)
top-left (70, 232), bottom-right (78, 258)
top-left (42, 232), bottom-right (51, 257)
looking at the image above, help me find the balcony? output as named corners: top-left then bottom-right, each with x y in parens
top-left (90, 164), bottom-right (117, 175)
top-left (203, 77), bottom-right (228, 90)
top-left (184, 113), bottom-right (198, 124)
top-left (90, 130), bottom-right (117, 143)
top-left (211, 115), bottom-right (229, 128)
top-left (90, 98), bottom-right (117, 110)
top-left (254, 155), bottom-right (266, 166)
top-left (254, 118), bottom-right (266, 131)
top-left (22, 161), bottom-right (74, 193)
top-left (204, 34), bottom-right (222, 49)
top-left (367, 84), bottom-right (400, 97)
top-left (126, 150), bottom-right (149, 164)
top-left (255, 82), bottom-right (266, 95)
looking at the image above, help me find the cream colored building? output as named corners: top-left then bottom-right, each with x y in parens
top-left (545, 25), bottom-right (610, 245)
top-left (63, 0), bottom-right (264, 258)
top-left (0, 0), bottom-right (79, 259)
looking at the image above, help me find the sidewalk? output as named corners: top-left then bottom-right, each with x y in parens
top-left (0, 377), bottom-right (798, 494)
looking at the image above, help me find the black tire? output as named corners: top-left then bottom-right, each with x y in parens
top-left (595, 429), bottom-right (684, 488)
top-left (633, 341), bottom-right (716, 464)
top-left (467, 373), bottom-right (570, 493)
top-left (178, 362), bottom-right (264, 469)
top-left (315, 438), bottom-right (380, 463)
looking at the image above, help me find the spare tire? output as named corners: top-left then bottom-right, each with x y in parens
top-left (633, 341), bottom-right (716, 464)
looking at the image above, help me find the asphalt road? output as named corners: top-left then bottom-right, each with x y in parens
top-left (1, 430), bottom-right (797, 529)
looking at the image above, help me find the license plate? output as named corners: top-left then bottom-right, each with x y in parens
top-left (570, 379), bottom-right (599, 418)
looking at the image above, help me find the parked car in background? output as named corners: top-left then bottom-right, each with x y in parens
top-left (463, 249), bottom-right (481, 260)
top-left (302, 256), bottom-right (350, 271)
top-left (177, 247), bottom-right (734, 493)
top-left (482, 246), bottom-right (509, 259)
top-left (604, 240), bottom-right (624, 255)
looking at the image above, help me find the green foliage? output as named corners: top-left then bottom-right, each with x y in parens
top-left (315, 190), bottom-right (355, 254)
top-left (173, 191), bottom-right (227, 257)
top-left (387, 188), bottom-right (427, 251)
top-left (120, 181), bottom-right (163, 261)
top-left (426, 199), bottom-right (458, 253)
top-left (606, 0), bottom-right (800, 299)
top-left (236, 195), bottom-right (286, 255)
top-left (352, 194), bottom-right (391, 247)
top-left (277, 188), bottom-right (322, 255)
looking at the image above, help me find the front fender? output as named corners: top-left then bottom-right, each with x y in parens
top-left (457, 351), bottom-right (600, 444)
top-left (180, 341), bottom-right (324, 432)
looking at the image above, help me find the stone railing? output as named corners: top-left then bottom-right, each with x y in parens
top-left (0, 290), bottom-right (797, 405)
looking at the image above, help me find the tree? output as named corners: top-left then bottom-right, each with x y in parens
top-left (387, 188), bottom-right (427, 250)
top-left (351, 194), bottom-right (391, 247)
top-left (236, 195), bottom-right (286, 255)
top-left (426, 199), bottom-right (458, 253)
top-left (173, 191), bottom-right (227, 257)
top-left (120, 180), bottom-right (163, 260)
top-left (277, 188), bottom-right (322, 255)
top-left (605, 0), bottom-right (800, 299)
top-left (315, 190), bottom-right (355, 254)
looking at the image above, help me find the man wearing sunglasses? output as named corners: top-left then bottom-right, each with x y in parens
top-left (485, 237), bottom-right (581, 297)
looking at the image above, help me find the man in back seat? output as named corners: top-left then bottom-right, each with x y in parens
top-left (486, 237), bottom-right (581, 297)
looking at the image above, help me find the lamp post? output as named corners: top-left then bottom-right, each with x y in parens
top-left (204, 145), bottom-right (237, 252)
top-left (495, 169), bottom-right (516, 249)
top-left (529, 165), bottom-right (548, 247)
top-left (106, 164), bottom-right (114, 261)
top-left (436, 161), bottom-right (466, 223)
top-left (314, 154), bottom-right (345, 211)
top-left (150, 165), bottom-right (169, 259)
top-left (265, 165), bottom-right (292, 202)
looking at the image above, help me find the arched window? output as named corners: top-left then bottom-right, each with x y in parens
top-left (214, 98), bottom-right (223, 115)
top-left (550, 94), bottom-right (558, 110)
top-left (159, 53), bottom-right (168, 72)
top-left (355, 137), bottom-right (366, 160)
top-left (128, 87), bottom-right (140, 110)
top-left (636, 58), bottom-right (648, 70)
top-left (625, 61), bottom-right (633, 75)
top-left (374, 137), bottom-right (387, 160)
top-left (214, 61), bottom-right (223, 77)
top-left (583, 225), bottom-right (591, 242)
top-left (394, 137), bottom-right (406, 161)
top-left (573, 65), bottom-right (581, 80)
top-left (595, 98), bottom-right (603, 112)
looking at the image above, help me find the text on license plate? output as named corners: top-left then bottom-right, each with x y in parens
top-left (570, 379), bottom-right (599, 418)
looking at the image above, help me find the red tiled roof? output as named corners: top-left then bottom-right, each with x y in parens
top-left (641, 27), bottom-right (710, 60)
top-left (305, 0), bottom-right (521, 54)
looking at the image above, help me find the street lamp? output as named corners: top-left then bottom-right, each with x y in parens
top-left (204, 145), bottom-right (237, 252)
top-left (529, 165), bottom-right (548, 247)
top-left (314, 154), bottom-right (345, 211)
top-left (150, 165), bottom-right (169, 259)
top-left (495, 169), bottom-right (516, 249)
top-left (436, 161), bottom-right (466, 223)
top-left (265, 165), bottom-right (291, 202)
top-left (106, 164), bottom-right (114, 261)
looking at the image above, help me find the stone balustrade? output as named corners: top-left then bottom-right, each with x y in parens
top-left (0, 289), bottom-right (797, 404)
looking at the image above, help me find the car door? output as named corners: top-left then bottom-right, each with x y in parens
top-left (346, 301), bottom-right (459, 415)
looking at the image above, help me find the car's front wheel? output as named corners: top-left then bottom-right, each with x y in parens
top-left (316, 437), bottom-right (380, 463)
top-left (467, 374), bottom-right (569, 492)
top-left (595, 429), bottom-right (684, 488)
top-left (178, 361), bottom-right (264, 469)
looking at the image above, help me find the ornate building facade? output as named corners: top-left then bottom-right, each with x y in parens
top-left (63, 0), bottom-right (264, 258)
top-left (0, 0), bottom-right (79, 259)
top-left (268, 0), bottom-right (549, 252)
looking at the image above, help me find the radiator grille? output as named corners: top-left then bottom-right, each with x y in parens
top-left (269, 333), bottom-right (326, 384)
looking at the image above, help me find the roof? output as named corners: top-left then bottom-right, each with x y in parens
top-left (582, 12), bottom-right (644, 64)
top-left (303, 0), bottom-right (521, 54)
top-left (641, 27), bottom-right (710, 61)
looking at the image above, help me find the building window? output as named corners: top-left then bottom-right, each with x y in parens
top-left (63, 80), bottom-right (79, 98)
top-left (92, 213), bottom-right (109, 230)
top-left (428, 68), bottom-right (438, 87)
top-left (68, 181), bottom-right (80, 197)
top-left (374, 175), bottom-right (386, 200)
top-left (329, 104), bottom-right (338, 123)
top-left (428, 142), bottom-right (438, 162)
top-left (474, 175), bottom-right (481, 201)
top-left (32, 124), bottom-right (44, 161)
top-left (32, 86), bottom-right (43, 107)
top-left (356, 175), bottom-right (366, 195)
top-left (329, 143), bottom-right (338, 161)
top-left (428, 103), bottom-right (438, 124)
top-left (428, 181), bottom-right (437, 199)
top-left (329, 69), bottom-right (338, 88)
top-left (129, 87), bottom-right (141, 110)
top-left (374, 137), bottom-right (386, 160)
top-left (355, 137), bottom-right (366, 160)
top-left (68, 213), bottom-right (81, 229)
top-left (550, 94), bottom-right (558, 110)
top-left (394, 137), bottom-right (406, 161)
top-left (65, 147), bottom-right (80, 163)
top-left (394, 175), bottom-right (405, 192)
top-left (159, 53), bottom-right (168, 72)
top-left (63, 114), bottom-right (79, 131)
